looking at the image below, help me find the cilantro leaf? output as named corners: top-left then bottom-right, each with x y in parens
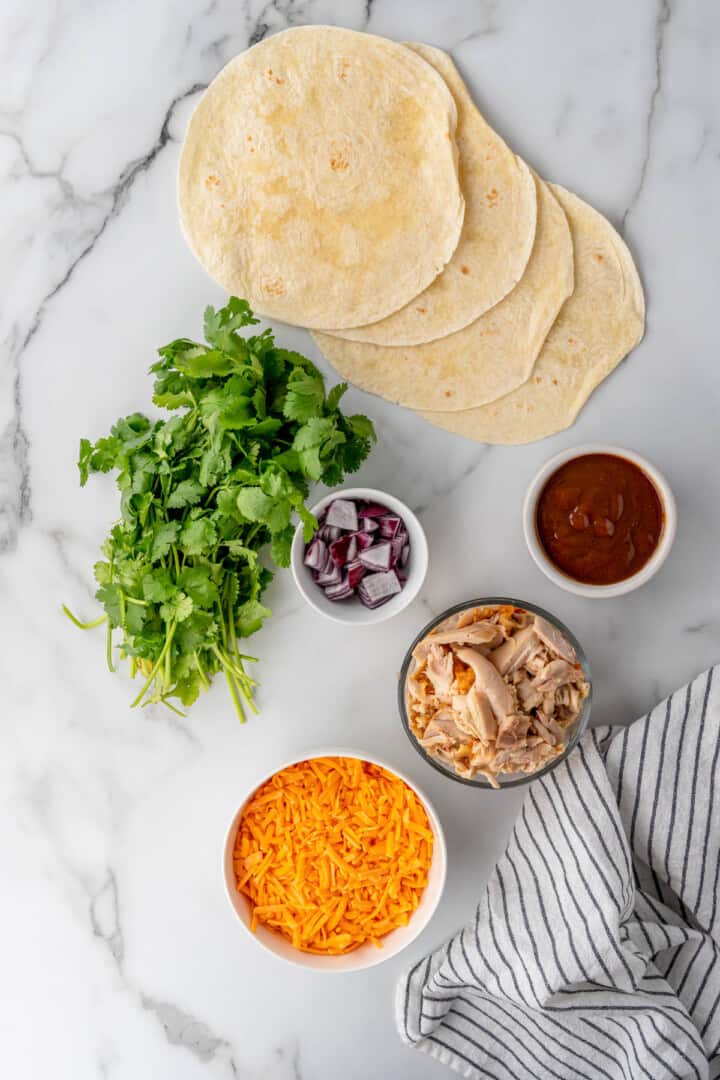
top-left (235, 598), bottom-right (272, 637)
top-left (283, 368), bottom-right (325, 421)
top-left (293, 417), bottom-right (346, 481)
top-left (142, 570), bottom-right (175, 603)
top-left (179, 517), bottom-right (217, 556)
top-left (325, 382), bottom-right (348, 412)
top-left (152, 521), bottom-right (181, 561)
top-left (179, 565), bottom-right (218, 606)
top-left (271, 525), bottom-right (295, 567)
top-left (236, 488), bottom-right (291, 533)
top-left (166, 478), bottom-right (205, 509)
top-left (160, 591), bottom-right (194, 623)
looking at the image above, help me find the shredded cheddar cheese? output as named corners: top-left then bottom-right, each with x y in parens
top-left (234, 756), bottom-right (433, 955)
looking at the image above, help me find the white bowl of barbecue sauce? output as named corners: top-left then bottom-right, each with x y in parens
top-left (523, 445), bottom-right (676, 598)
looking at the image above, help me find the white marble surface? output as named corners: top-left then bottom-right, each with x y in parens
top-left (3, 2), bottom-right (720, 1077)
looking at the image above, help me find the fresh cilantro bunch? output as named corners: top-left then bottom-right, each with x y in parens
top-left (64, 298), bottom-right (375, 720)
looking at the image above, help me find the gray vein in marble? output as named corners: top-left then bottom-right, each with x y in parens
top-left (412, 447), bottom-right (492, 516)
top-left (553, 95), bottom-right (575, 140)
top-left (1, 130), bottom-right (77, 198)
top-left (1, 81), bottom-right (206, 556)
top-left (141, 996), bottom-right (240, 1070)
top-left (246, 0), bottom-right (310, 48)
top-left (685, 621), bottom-right (720, 637)
top-left (90, 869), bottom-right (124, 966)
top-left (0, 363), bottom-right (30, 552)
top-left (15, 77), bottom-right (207, 360)
top-left (622, 0), bottom-right (671, 232)
top-left (452, 1), bottom-right (499, 45)
top-left (86, 862), bottom-right (244, 1072)
top-left (43, 527), bottom-right (96, 595)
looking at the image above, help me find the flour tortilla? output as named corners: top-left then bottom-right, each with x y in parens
top-left (324, 44), bottom-right (537, 346)
top-left (419, 186), bottom-right (645, 444)
top-left (178, 26), bottom-right (464, 330)
top-left (312, 176), bottom-right (572, 411)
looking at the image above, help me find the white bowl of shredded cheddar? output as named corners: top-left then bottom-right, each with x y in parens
top-left (223, 750), bottom-right (447, 971)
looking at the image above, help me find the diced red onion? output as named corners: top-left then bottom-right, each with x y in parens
top-left (390, 538), bottom-right (405, 567)
top-left (358, 541), bottom-right (393, 571)
top-left (304, 537), bottom-right (327, 570)
top-left (329, 534), bottom-right (355, 567)
top-left (346, 560), bottom-right (366, 589)
top-left (305, 497), bottom-right (410, 606)
top-left (316, 559), bottom-right (342, 587)
top-left (353, 531), bottom-right (375, 551)
top-left (325, 575), bottom-right (354, 601)
top-left (357, 503), bottom-right (390, 518)
top-left (357, 570), bottom-right (402, 608)
top-left (325, 499), bottom-right (358, 531)
top-left (379, 515), bottom-right (402, 539)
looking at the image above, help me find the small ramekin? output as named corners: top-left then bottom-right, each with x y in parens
top-left (523, 444), bottom-right (677, 599)
top-left (223, 748), bottom-right (447, 971)
top-left (290, 487), bottom-right (428, 625)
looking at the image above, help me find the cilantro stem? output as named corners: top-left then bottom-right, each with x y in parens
top-left (223, 664), bottom-right (246, 723)
top-left (160, 697), bottom-right (187, 718)
top-left (61, 605), bottom-right (108, 630)
top-left (226, 597), bottom-right (259, 714)
top-left (194, 651), bottom-right (211, 690)
top-left (131, 620), bottom-right (177, 708)
top-left (125, 596), bottom-right (148, 607)
top-left (211, 644), bottom-right (257, 688)
top-left (106, 621), bottom-right (115, 673)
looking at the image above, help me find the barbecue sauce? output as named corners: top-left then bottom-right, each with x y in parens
top-left (535, 454), bottom-right (664, 585)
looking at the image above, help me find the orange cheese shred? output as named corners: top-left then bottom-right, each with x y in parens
top-left (234, 756), bottom-right (433, 955)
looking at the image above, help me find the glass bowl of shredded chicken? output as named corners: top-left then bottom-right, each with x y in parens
top-left (399, 598), bottom-right (591, 789)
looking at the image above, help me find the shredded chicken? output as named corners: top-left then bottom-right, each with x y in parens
top-left (427, 622), bottom-right (504, 650)
top-left (407, 604), bottom-right (589, 786)
top-left (425, 644), bottom-right (455, 697)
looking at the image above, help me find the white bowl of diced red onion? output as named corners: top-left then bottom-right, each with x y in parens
top-left (290, 488), bottom-right (429, 625)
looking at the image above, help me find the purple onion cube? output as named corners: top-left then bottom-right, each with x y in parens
top-left (316, 561), bottom-right (343, 587)
top-left (357, 570), bottom-right (402, 608)
top-left (379, 515), bottom-right (403, 539)
top-left (325, 575), bottom-right (354, 601)
top-left (390, 538), bottom-right (405, 567)
top-left (357, 541), bottom-right (393, 571)
top-left (346, 560), bottom-right (366, 589)
top-left (357, 503), bottom-right (390, 519)
top-left (325, 499), bottom-right (358, 532)
top-left (329, 534), bottom-right (355, 567)
top-left (353, 531), bottom-right (375, 551)
top-left (304, 537), bottom-right (327, 570)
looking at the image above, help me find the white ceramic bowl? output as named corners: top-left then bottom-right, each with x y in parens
top-left (523, 444), bottom-right (677, 598)
top-left (290, 487), bottom-right (428, 625)
top-left (223, 748), bottom-right (447, 972)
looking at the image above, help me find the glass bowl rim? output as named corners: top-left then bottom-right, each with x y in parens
top-left (397, 596), bottom-right (592, 790)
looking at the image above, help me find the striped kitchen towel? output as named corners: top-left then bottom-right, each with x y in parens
top-left (398, 665), bottom-right (720, 1080)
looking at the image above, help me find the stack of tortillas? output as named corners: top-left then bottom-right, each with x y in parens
top-left (179, 26), bottom-right (645, 445)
